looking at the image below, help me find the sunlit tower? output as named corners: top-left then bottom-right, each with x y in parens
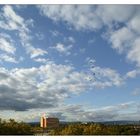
top-left (40, 113), bottom-right (47, 128)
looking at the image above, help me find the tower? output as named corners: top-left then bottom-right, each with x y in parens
top-left (40, 113), bottom-right (47, 128)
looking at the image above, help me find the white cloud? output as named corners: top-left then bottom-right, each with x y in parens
top-left (38, 5), bottom-right (102, 31)
top-left (85, 58), bottom-right (124, 88)
top-left (54, 43), bottom-right (65, 52)
top-left (0, 63), bottom-right (88, 111)
top-left (125, 69), bottom-right (140, 79)
top-left (0, 5), bottom-right (46, 60)
top-left (18, 30), bottom-right (48, 59)
top-left (106, 29), bottom-right (138, 75)
top-left (0, 33), bottom-right (17, 63)
top-left (22, 101), bottom-right (138, 122)
top-left (90, 66), bottom-right (123, 88)
top-left (109, 27), bottom-right (135, 53)
top-left (0, 60), bottom-right (125, 111)
top-left (128, 14), bottom-right (140, 34)
top-left (33, 58), bottom-right (52, 64)
top-left (127, 38), bottom-right (140, 67)
top-left (86, 57), bottom-right (96, 66)
top-left (28, 47), bottom-right (48, 58)
top-left (37, 5), bottom-right (138, 31)
top-left (0, 33), bottom-right (16, 54)
top-left (38, 5), bottom-right (140, 69)
top-left (96, 5), bottom-right (136, 26)
top-left (109, 27), bottom-right (140, 67)
top-left (52, 43), bottom-right (73, 55)
top-left (101, 6), bottom-right (140, 69)
top-left (0, 5), bottom-right (28, 32)
top-left (1, 101), bottom-right (137, 122)
top-left (0, 54), bottom-right (17, 63)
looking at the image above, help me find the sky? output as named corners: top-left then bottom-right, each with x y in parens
top-left (0, 5), bottom-right (140, 122)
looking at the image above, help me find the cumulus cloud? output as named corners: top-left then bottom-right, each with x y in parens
top-left (101, 6), bottom-right (140, 68)
top-left (52, 43), bottom-right (73, 55)
top-left (127, 38), bottom-right (140, 67)
top-left (28, 47), bottom-right (48, 58)
top-left (90, 66), bottom-right (124, 88)
top-left (108, 27), bottom-right (135, 53)
top-left (85, 57), bottom-right (124, 88)
top-left (128, 14), bottom-right (140, 34)
top-left (0, 63), bottom-right (89, 111)
top-left (0, 54), bottom-right (17, 63)
top-left (37, 5), bottom-right (102, 31)
top-left (37, 5), bottom-right (137, 31)
top-left (125, 69), bottom-right (140, 79)
top-left (97, 5), bottom-right (140, 69)
top-left (0, 33), bottom-right (16, 54)
top-left (0, 33), bottom-right (17, 63)
top-left (109, 28), bottom-right (140, 67)
top-left (33, 58), bottom-right (52, 64)
top-left (0, 5), bottom-right (28, 31)
top-left (0, 60), bottom-right (125, 111)
top-left (0, 5), bottom-right (47, 59)
top-left (96, 5), bottom-right (136, 26)
top-left (38, 5), bottom-right (140, 69)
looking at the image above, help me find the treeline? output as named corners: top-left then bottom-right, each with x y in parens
top-left (49, 123), bottom-right (140, 135)
top-left (0, 118), bottom-right (33, 135)
top-left (0, 118), bottom-right (140, 135)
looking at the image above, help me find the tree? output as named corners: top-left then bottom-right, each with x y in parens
top-left (0, 118), bottom-right (34, 135)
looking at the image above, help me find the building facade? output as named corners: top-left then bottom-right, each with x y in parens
top-left (40, 116), bottom-right (59, 129)
top-left (46, 118), bottom-right (59, 129)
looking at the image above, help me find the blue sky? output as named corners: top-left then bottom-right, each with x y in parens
top-left (0, 5), bottom-right (140, 122)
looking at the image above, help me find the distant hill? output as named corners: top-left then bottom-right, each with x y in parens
top-left (28, 120), bottom-right (140, 126)
top-left (98, 120), bottom-right (140, 125)
top-left (28, 122), bottom-right (40, 126)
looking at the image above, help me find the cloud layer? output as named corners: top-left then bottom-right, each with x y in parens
top-left (0, 63), bottom-right (87, 111)
top-left (5, 101), bottom-right (139, 122)
top-left (0, 5), bottom-right (47, 60)
top-left (0, 5), bottom-right (140, 122)
top-left (0, 33), bottom-right (17, 63)
top-left (38, 5), bottom-right (140, 67)
top-left (0, 60), bottom-right (124, 111)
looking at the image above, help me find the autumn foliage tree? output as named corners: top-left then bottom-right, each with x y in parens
top-left (49, 123), bottom-right (140, 135)
top-left (0, 118), bottom-right (33, 135)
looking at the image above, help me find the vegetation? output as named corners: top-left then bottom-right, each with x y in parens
top-left (0, 118), bottom-right (140, 135)
top-left (49, 122), bottom-right (140, 135)
top-left (0, 118), bottom-right (34, 135)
